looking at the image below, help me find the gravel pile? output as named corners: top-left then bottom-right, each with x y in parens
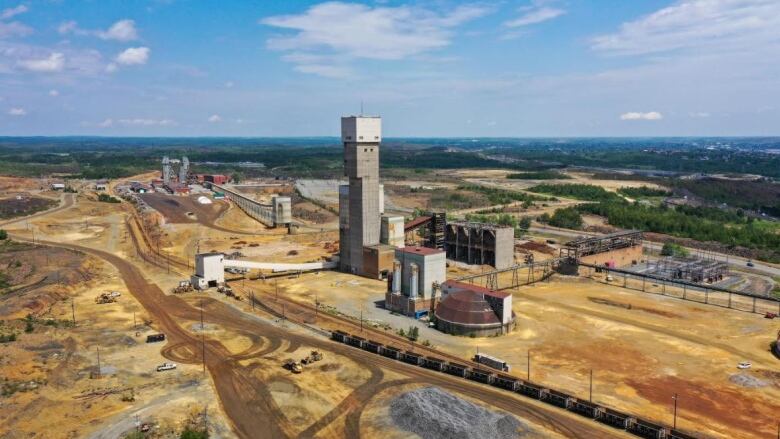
top-left (729, 373), bottom-right (768, 388)
top-left (390, 387), bottom-right (528, 439)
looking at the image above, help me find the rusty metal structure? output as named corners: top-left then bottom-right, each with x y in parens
top-left (560, 230), bottom-right (643, 260)
top-left (403, 212), bottom-right (446, 250)
top-left (643, 256), bottom-right (728, 284)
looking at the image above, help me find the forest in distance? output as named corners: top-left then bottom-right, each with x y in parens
top-left (1, 136), bottom-right (778, 261)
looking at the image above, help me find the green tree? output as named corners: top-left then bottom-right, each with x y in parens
top-left (0, 229), bottom-right (7, 240)
top-left (548, 207), bottom-right (583, 230)
top-left (660, 242), bottom-right (689, 257)
top-left (180, 428), bottom-right (208, 439)
top-left (24, 315), bottom-right (34, 333)
top-left (518, 216), bottom-right (532, 231)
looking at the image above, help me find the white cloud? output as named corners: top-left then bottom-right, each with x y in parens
top-left (261, 2), bottom-right (489, 76)
top-left (620, 111), bottom-right (663, 121)
top-left (57, 20), bottom-right (79, 35)
top-left (0, 21), bottom-right (32, 38)
top-left (1, 4), bottom-right (28, 20)
top-left (592, 0), bottom-right (780, 55)
top-left (0, 41), bottom-right (104, 76)
top-left (17, 52), bottom-right (65, 72)
top-left (118, 118), bottom-right (175, 126)
top-left (115, 47), bottom-right (149, 65)
top-left (98, 19), bottom-right (138, 41)
top-left (8, 107), bottom-right (26, 116)
top-left (294, 63), bottom-right (353, 78)
top-left (99, 118), bottom-right (113, 127)
top-left (49, 89), bottom-right (59, 97)
top-left (59, 19), bottom-right (139, 42)
top-left (504, 5), bottom-right (566, 28)
top-left (208, 114), bottom-right (222, 123)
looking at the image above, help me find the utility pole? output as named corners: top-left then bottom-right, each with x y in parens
top-left (275, 279), bottom-right (279, 301)
top-left (133, 311), bottom-right (137, 330)
top-left (200, 298), bottom-right (206, 374)
top-left (315, 293), bottom-right (318, 322)
top-left (203, 405), bottom-right (208, 435)
top-left (360, 307), bottom-right (363, 332)
top-left (589, 369), bottom-right (593, 402)
top-left (96, 346), bottom-right (101, 379)
top-left (672, 393), bottom-right (678, 430)
top-left (71, 298), bottom-right (76, 326)
top-left (527, 349), bottom-right (531, 381)
top-left (250, 291), bottom-right (255, 311)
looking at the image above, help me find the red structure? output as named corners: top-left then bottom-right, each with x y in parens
top-left (204, 174), bottom-right (228, 185)
top-left (435, 280), bottom-right (515, 337)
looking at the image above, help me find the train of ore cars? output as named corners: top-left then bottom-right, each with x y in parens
top-left (331, 330), bottom-right (699, 439)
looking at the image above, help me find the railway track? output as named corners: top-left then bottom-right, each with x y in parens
top-left (13, 233), bottom-right (622, 438)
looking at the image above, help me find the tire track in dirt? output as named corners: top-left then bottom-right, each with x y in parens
top-left (16, 232), bottom-right (625, 439)
top-left (297, 361), bottom-right (387, 438)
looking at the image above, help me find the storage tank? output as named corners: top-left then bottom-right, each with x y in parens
top-left (409, 263), bottom-right (419, 298)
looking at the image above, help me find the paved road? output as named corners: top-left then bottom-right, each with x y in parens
top-left (529, 225), bottom-right (780, 278)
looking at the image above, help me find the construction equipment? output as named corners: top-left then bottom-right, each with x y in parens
top-left (95, 291), bottom-right (119, 304)
top-left (172, 280), bottom-right (193, 294)
top-left (310, 350), bottom-right (323, 362)
top-left (283, 359), bottom-right (302, 374)
top-left (765, 312), bottom-right (777, 319)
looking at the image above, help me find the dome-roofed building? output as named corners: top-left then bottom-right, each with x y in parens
top-left (434, 281), bottom-right (515, 337)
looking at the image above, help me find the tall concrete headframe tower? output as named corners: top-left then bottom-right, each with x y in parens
top-left (340, 116), bottom-right (381, 274)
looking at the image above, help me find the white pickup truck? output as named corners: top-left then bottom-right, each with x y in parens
top-left (156, 362), bottom-right (177, 372)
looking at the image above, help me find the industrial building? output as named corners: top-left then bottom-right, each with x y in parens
top-left (560, 230), bottom-right (644, 268)
top-left (641, 256), bottom-right (728, 284)
top-left (162, 156), bottom-right (191, 185)
top-left (339, 115), bottom-right (383, 275)
top-left (190, 252), bottom-right (337, 289)
top-left (404, 213), bottom-right (446, 250)
top-left (381, 215), bottom-right (405, 248)
top-left (385, 246), bottom-right (446, 318)
top-left (435, 281), bottom-right (515, 337)
top-left (444, 222), bottom-right (515, 269)
top-left (210, 183), bottom-right (291, 228)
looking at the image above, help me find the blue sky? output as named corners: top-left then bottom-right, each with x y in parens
top-left (1, 0), bottom-right (779, 137)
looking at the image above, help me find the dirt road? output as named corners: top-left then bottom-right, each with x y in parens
top-left (0, 193), bottom-right (74, 227)
top-left (18, 233), bottom-right (625, 438)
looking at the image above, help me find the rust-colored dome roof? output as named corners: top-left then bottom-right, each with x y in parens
top-left (435, 289), bottom-right (501, 327)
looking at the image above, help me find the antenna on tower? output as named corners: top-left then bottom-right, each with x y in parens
top-left (360, 100), bottom-right (364, 116)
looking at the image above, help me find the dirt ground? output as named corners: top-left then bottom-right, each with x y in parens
top-left (0, 192), bottom-right (234, 438)
top-left (261, 266), bottom-right (780, 439)
top-left (0, 196), bottom-right (58, 220)
top-left (6, 171), bottom-right (777, 438)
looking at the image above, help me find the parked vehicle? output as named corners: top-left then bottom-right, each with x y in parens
top-left (737, 361), bottom-right (752, 369)
top-left (746, 260), bottom-right (755, 267)
top-left (146, 333), bottom-right (165, 343)
top-left (156, 362), bottom-right (177, 372)
top-left (766, 312), bottom-right (777, 319)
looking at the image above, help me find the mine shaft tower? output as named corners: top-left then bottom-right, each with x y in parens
top-left (339, 116), bottom-right (382, 274)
